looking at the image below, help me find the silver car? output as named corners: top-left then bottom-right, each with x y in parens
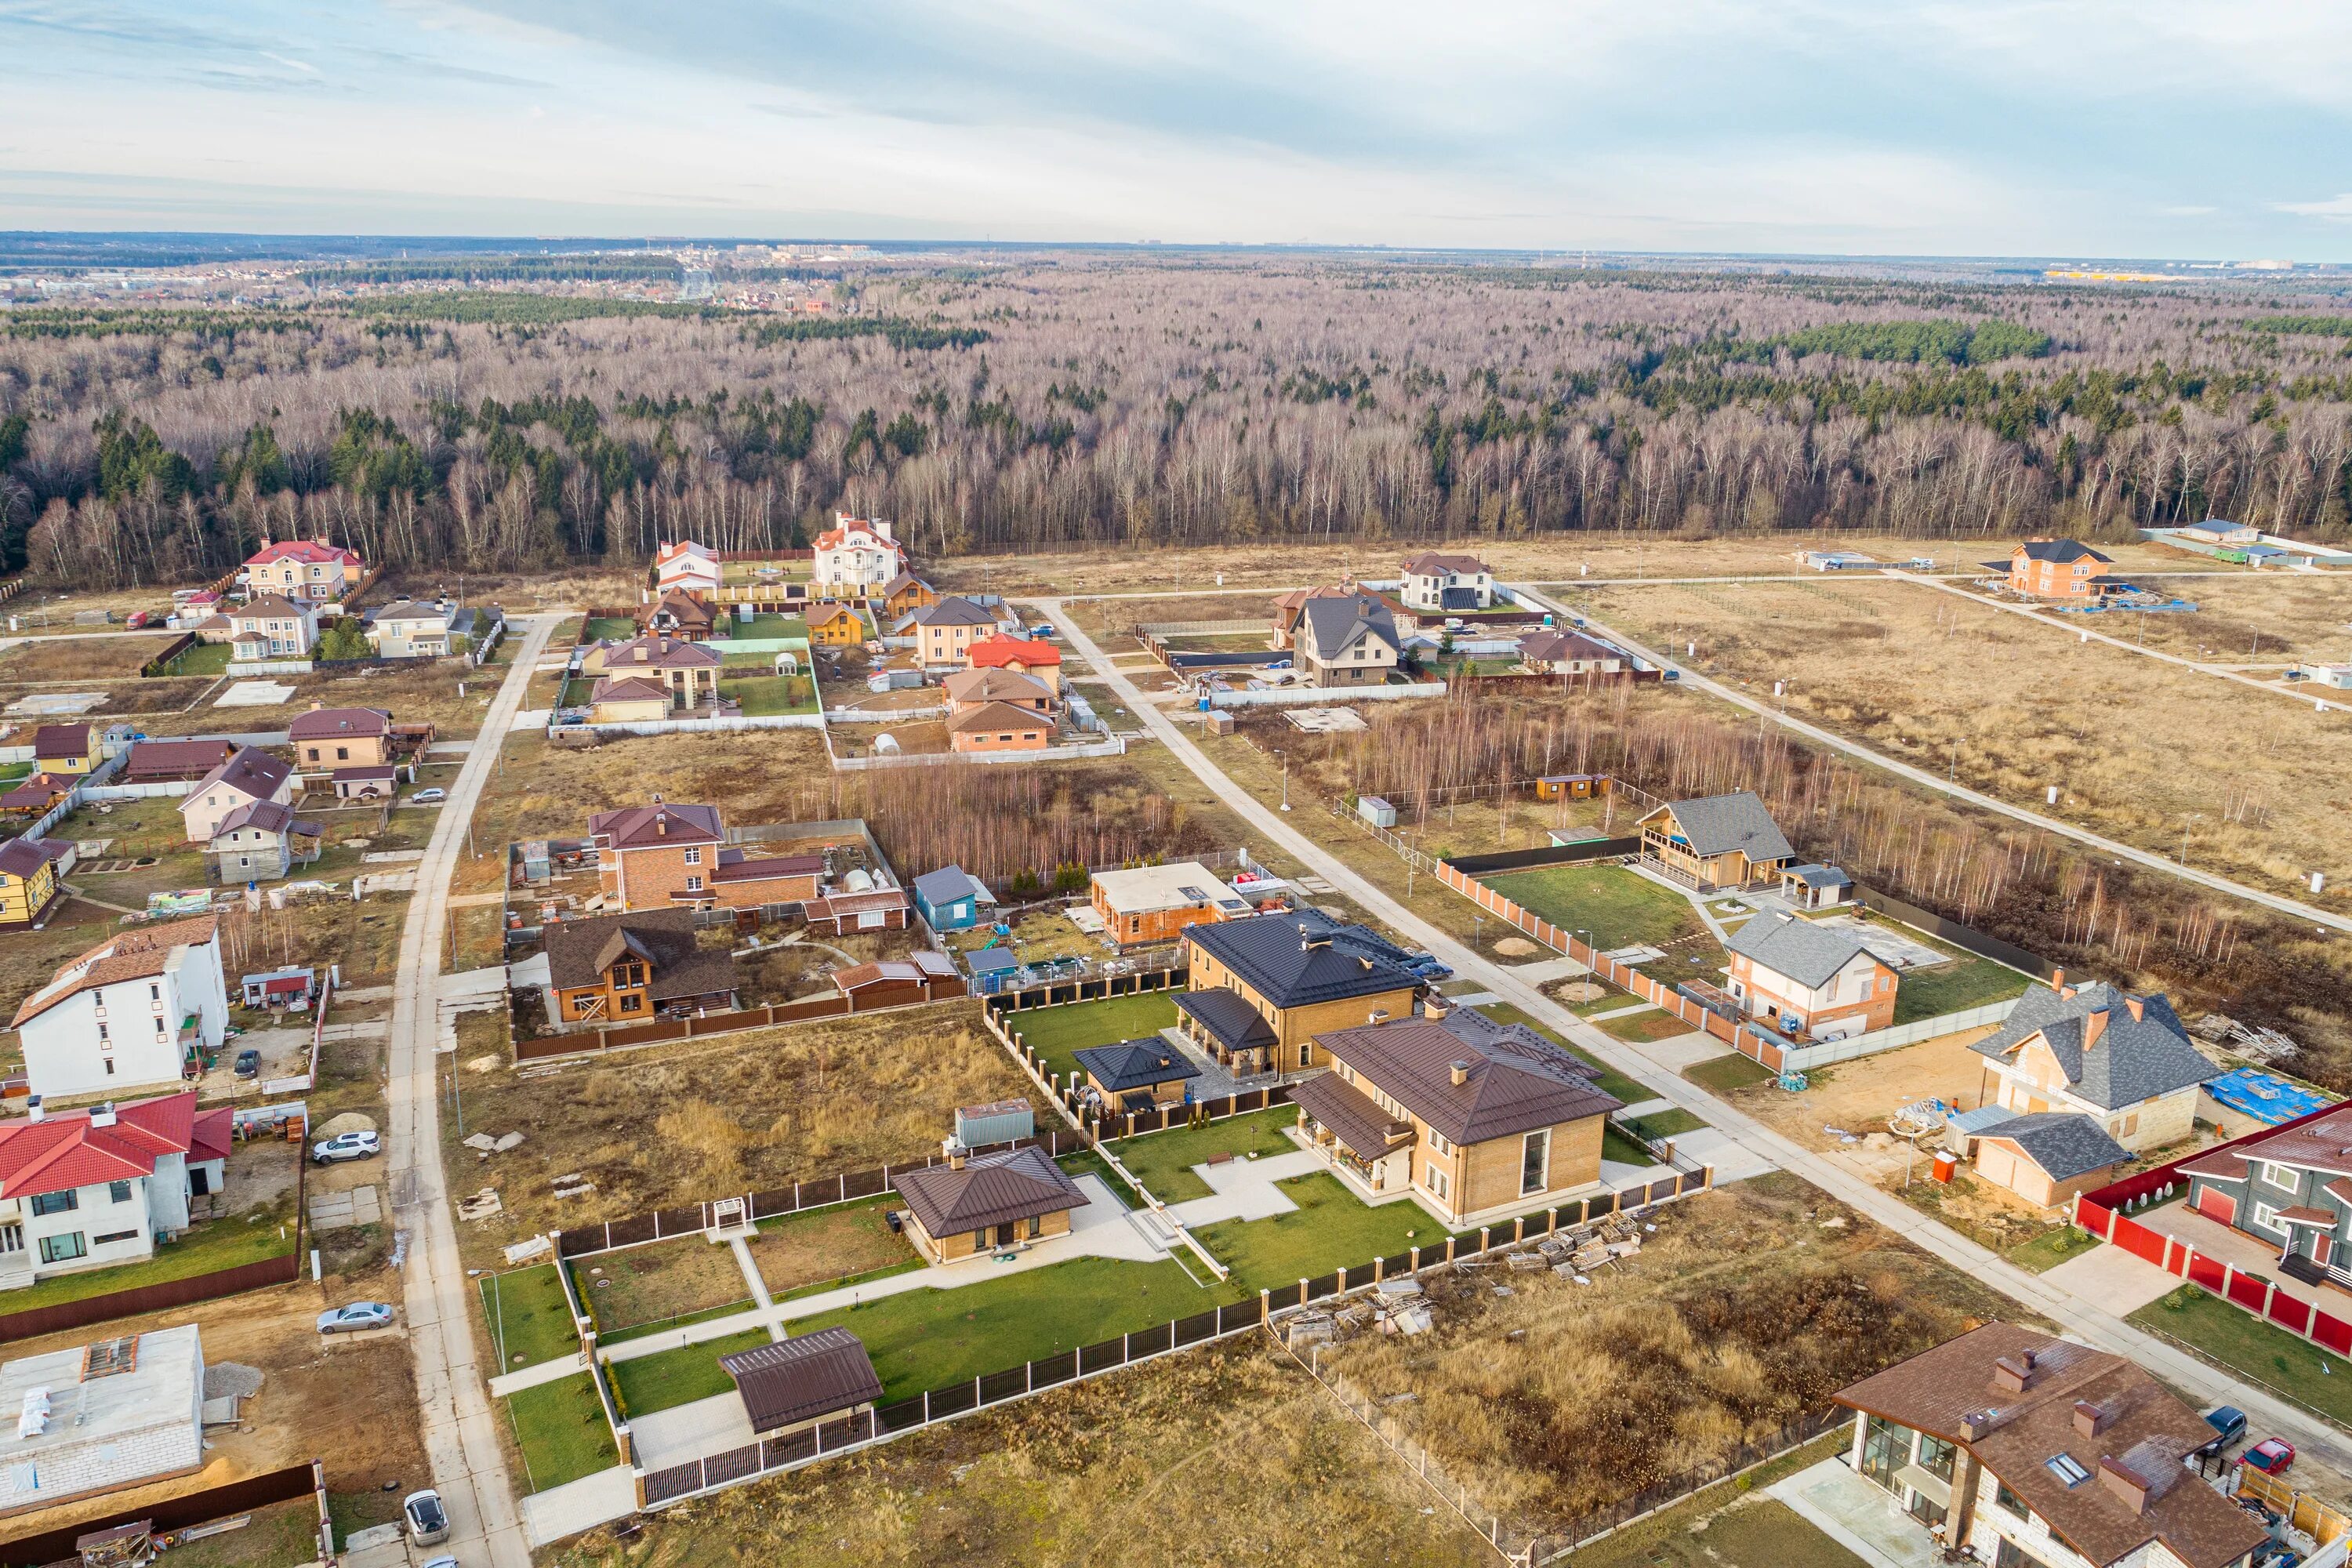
top-left (311, 1129), bottom-right (380, 1165)
top-left (404, 1489), bottom-right (450, 1546)
top-left (318, 1301), bottom-right (394, 1334)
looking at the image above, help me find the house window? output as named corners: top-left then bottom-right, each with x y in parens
top-left (30, 1191), bottom-right (77, 1217)
top-left (1298, 1044), bottom-right (1312, 1069)
top-left (38, 1232), bottom-right (86, 1265)
top-left (108, 1180), bottom-right (132, 1203)
top-left (93, 1230), bottom-right (138, 1247)
top-left (1995, 1478), bottom-right (2031, 1519)
top-left (336, 746), bottom-right (348, 760)
top-left (619, 995), bottom-right (642, 1012)
top-left (1425, 1164), bottom-right (1449, 1200)
top-left (103, 1059), bottom-right (114, 1076)
top-left (2260, 1160), bottom-right (2298, 1190)
top-left (1521, 1129), bottom-right (1550, 1196)
top-left (1917, 1434), bottom-right (1955, 1482)
top-left (2254, 1202), bottom-right (2287, 1235)
top-left (684, 847), bottom-right (702, 865)
top-left (0, 1225), bottom-right (19, 1254)
top-left (1028, 1214), bottom-right (1044, 1239)
top-left (1858, 1416), bottom-right (1907, 1491)
top-left (685, 876), bottom-right (704, 892)
top-left (1994, 1540), bottom-right (2053, 1568)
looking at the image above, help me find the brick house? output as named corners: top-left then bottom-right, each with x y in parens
top-left (583, 635), bottom-right (724, 710)
top-left (214, 594), bottom-right (320, 659)
top-left (1832, 1324), bottom-right (2266, 1568)
top-left (586, 801), bottom-right (822, 912)
top-left (1635, 791), bottom-right (1795, 891)
top-left (646, 589), bottom-right (718, 641)
top-left (1269, 585), bottom-right (1356, 651)
top-left (2002, 539), bottom-right (2123, 602)
top-left (539, 908), bottom-right (737, 1025)
top-left (893, 1146), bottom-right (1087, 1264)
top-left (909, 597), bottom-right (999, 666)
top-left (180, 747), bottom-right (296, 844)
top-left (587, 676), bottom-right (677, 724)
top-left (1088, 862), bottom-right (1250, 947)
top-left (1399, 551), bottom-right (1496, 612)
top-left (1174, 911), bottom-right (1423, 1076)
top-left (942, 666), bottom-right (1055, 717)
top-left (948, 701), bottom-right (1052, 753)
top-left (289, 706), bottom-right (393, 769)
top-left (1725, 913), bottom-right (1898, 1042)
top-left (1515, 630), bottom-right (1624, 676)
top-left (1294, 1002), bottom-right (1621, 1228)
top-left (1968, 979), bottom-right (2219, 1154)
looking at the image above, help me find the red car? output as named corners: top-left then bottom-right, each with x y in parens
top-left (2242, 1438), bottom-right (2296, 1477)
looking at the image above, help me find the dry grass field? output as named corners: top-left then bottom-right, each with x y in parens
top-left (2090, 572), bottom-right (2352, 663)
top-left (0, 631), bottom-right (182, 679)
top-left (1319, 1174), bottom-right (2016, 1540)
top-left (445, 1003), bottom-right (1033, 1268)
top-left (1570, 575), bottom-right (2352, 912)
top-left (552, 1335), bottom-right (1491, 1568)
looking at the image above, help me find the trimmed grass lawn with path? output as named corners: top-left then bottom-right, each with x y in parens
top-left (1620, 1107), bottom-right (1707, 1143)
top-left (505, 1371), bottom-right (622, 1491)
top-left (1007, 991), bottom-right (1182, 1089)
top-left (156, 641), bottom-right (233, 677)
top-left (583, 615), bottom-right (636, 642)
top-left (1889, 946), bottom-right (2034, 1024)
top-left (1475, 1003), bottom-right (1646, 1105)
top-left (612, 1329), bottom-right (772, 1418)
top-left (2131, 1284), bottom-right (2352, 1428)
top-left (1193, 1173), bottom-right (1458, 1292)
top-left (1107, 1105), bottom-right (1300, 1203)
top-left (1598, 1007), bottom-right (1701, 1045)
top-left (572, 1236), bottom-right (753, 1335)
top-left (477, 1263), bottom-right (579, 1370)
top-left (1483, 863), bottom-right (1702, 951)
top-left (1056, 1148), bottom-right (1138, 1208)
top-left (718, 673), bottom-right (818, 715)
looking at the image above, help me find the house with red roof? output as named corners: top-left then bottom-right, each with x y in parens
top-left (239, 537), bottom-right (364, 604)
top-left (965, 633), bottom-right (1062, 692)
top-left (811, 514), bottom-right (906, 597)
top-left (13, 916), bottom-right (229, 1102)
top-left (0, 1091), bottom-right (232, 1290)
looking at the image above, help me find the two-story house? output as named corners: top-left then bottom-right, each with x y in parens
top-left (586, 800), bottom-right (824, 913)
top-left (881, 572), bottom-right (939, 619)
top-left (965, 633), bottom-right (1062, 691)
top-left (1174, 910), bottom-right (1424, 1076)
top-left (366, 599), bottom-right (491, 659)
top-left (2002, 539), bottom-right (2122, 603)
top-left (1295, 1002), bottom-right (1621, 1228)
top-left (1635, 792), bottom-right (1795, 891)
top-left (240, 538), bottom-right (362, 604)
top-left (652, 539), bottom-right (724, 597)
top-left (539, 909), bottom-right (737, 1025)
top-left (942, 666), bottom-right (1056, 717)
top-left (1969, 979), bottom-right (2218, 1154)
top-left (645, 589), bottom-right (717, 641)
top-left (807, 603), bottom-right (868, 648)
top-left (1399, 552), bottom-right (1496, 612)
top-left (1833, 1324), bottom-right (2264, 1568)
top-left (0, 837), bottom-right (63, 928)
top-left (811, 514), bottom-right (906, 597)
top-left (947, 702), bottom-right (1053, 753)
top-left (1269, 585), bottom-right (1356, 650)
top-left (2181, 1102), bottom-right (2352, 1287)
top-left (180, 748), bottom-right (296, 844)
top-left (32, 724), bottom-right (94, 776)
top-left (909, 598), bottom-right (1000, 667)
top-left (1725, 913), bottom-right (1898, 1042)
top-left (10, 916), bottom-right (229, 1102)
top-left (289, 706), bottom-right (393, 770)
top-left (205, 799), bottom-right (322, 884)
top-left (581, 635), bottom-right (723, 711)
top-left (0, 1092), bottom-right (236, 1290)
top-left (215, 594), bottom-right (320, 661)
top-left (1297, 594), bottom-right (1402, 688)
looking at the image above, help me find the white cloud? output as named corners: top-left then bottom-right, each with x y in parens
top-left (2278, 194), bottom-right (2352, 220)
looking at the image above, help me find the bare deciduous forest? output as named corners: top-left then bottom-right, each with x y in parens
top-left (4, 258), bottom-right (2351, 587)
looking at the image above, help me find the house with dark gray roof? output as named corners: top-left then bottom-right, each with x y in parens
top-left (1969, 979), bottom-right (2219, 1155)
top-left (720, 1328), bottom-right (884, 1439)
top-left (1298, 1001), bottom-right (1621, 1226)
top-left (1072, 1039), bottom-right (1200, 1112)
top-left (1726, 913), bottom-right (1897, 1042)
top-left (1967, 1112), bottom-right (2131, 1209)
top-left (1635, 791), bottom-right (1795, 889)
top-left (1296, 593), bottom-right (1401, 688)
top-left (893, 1145), bottom-right (1088, 1264)
top-left (1176, 911), bottom-right (1423, 1076)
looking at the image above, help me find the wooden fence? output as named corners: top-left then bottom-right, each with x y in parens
top-left (138, 630), bottom-right (202, 677)
top-left (514, 977), bottom-right (967, 1062)
top-left (0, 1461), bottom-right (325, 1566)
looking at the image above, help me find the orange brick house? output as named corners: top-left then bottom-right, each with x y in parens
top-left (289, 706), bottom-right (394, 768)
top-left (1088, 862), bottom-right (1250, 947)
top-left (942, 667), bottom-right (1054, 717)
top-left (2002, 539), bottom-right (2119, 601)
top-left (948, 702), bottom-right (1052, 753)
top-left (587, 800), bottom-right (825, 912)
top-left (582, 635), bottom-right (723, 710)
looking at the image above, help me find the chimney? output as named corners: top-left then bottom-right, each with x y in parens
top-left (309, 700), bottom-right (323, 712)
top-left (2098, 1456), bottom-right (2150, 1515)
top-left (2125, 996), bottom-right (2145, 1022)
top-left (1991, 1353), bottom-right (2037, 1394)
top-left (2073, 1400), bottom-right (2110, 1439)
top-left (2084, 1009), bottom-right (2110, 1051)
top-left (89, 1104), bottom-right (116, 1129)
top-left (26, 1096), bottom-right (42, 1123)
top-left (2051, 966), bottom-right (2065, 993)
top-left (948, 1149), bottom-right (966, 1171)
top-left (1450, 1061), bottom-right (1472, 1087)
top-left (655, 816), bottom-right (666, 837)
top-left (1961, 1410), bottom-right (1997, 1441)
top-left (1422, 996), bottom-right (1450, 1021)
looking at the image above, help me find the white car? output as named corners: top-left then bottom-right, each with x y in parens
top-left (412, 787), bottom-right (448, 804)
top-left (318, 1301), bottom-right (394, 1334)
top-left (311, 1129), bottom-right (381, 1164)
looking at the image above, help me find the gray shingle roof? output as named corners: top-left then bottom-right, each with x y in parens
top-left (2016, 539), bottom-right (2111, 564)
top-left (1653, 791), bottom-right (1794, 862)
top-left (913, 866), bottom-right (982, 906)
top-left (1971, 982), bottom-right (2219, 1110)
top-left (1726, 914), bottom-right (1874, 989)
top-left (1174, 988), bottom-right (1277, 1053)
top-left (912, 597), bottom-right (998, 627)
top-left (1984, 1112), bottom-right (2131, 1182)
top-left (1182, 911), bottom-right (1420, 1010)
top-left (1298, 594), bottom-right (1399, 662)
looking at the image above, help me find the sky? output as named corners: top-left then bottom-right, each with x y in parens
top-left (2, 0), bottom-right (2350, 259)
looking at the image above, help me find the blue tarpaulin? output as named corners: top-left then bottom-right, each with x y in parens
top-left (2202, 1067), bottom-right (2332, 1127)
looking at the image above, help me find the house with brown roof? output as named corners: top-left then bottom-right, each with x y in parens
top-left (580, 635), bottom-right (723, 710)
top-left (31, 724), bottom-right (93, 776)
top-left (1515, 629), bottom-right (1625, 676)
top-left (646, 589), bottom-right (717, 641)
top-left (586, 675), bottom-right (678, 725)
top-left (288, 705), bottom-right (393, 769)
top-left (942, 666), bottom-right (1055, 717)
top-left (1269, 585), bottom-right (1356, 651)
top-left (948, 701), bottom-right (1053, 753)
top-left (0, 837), bottom-right (62, 928)
top-left (120, 739), bottom-right (234, 785)
top-left (718, 1329), bottom-right (884, 1440)
top-left (894, 1145), bottom-right (1088, 1264)
top-left (0, 773), bottom-right (74, 817)
top-left (13, 915), bottom-right (228, 1102)
top-left (807, 602), bottom-right (869, 647)
top-left (240, 537), bottom-right (362, 603)
top-left (881, 572), bottom-right (939, 619)
top-left (179, 747), bottom-right (296, 844)
top-left (205, 798), bottom-right (323, 884)
top-left (1294, 1001), bottom-right (1622, 1227)
top-left (539, 908), bottom-right (736, 1025)
top-left (802, 886), bottom-right (913, 937)
top-left (586, 800), bottom-right (824, 913)
top-left (1832, 1323), bottom-right (2266, 1568)
top-left (1399, 552), bottom-right (1496, 612)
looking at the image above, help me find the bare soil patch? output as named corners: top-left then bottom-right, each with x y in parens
top-left (747, 1200), bottom-right (914, 1296)
top-left (575, 1237), bottom-right (753, 1333)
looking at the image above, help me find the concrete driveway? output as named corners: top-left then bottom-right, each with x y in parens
top-left (2042, 1243), bottom-right (2183, 1316)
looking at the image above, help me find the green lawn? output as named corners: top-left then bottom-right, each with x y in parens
top-left (505, 1372), bottom-right (622, 1491)
top-left (477, 1264), bottom-right (579, 1370)
top-left (610, 1328), bottom-right (772, 1417)
top-left (787, 1254), bottom-right (1229, 1403)
top-left (2005, 1225), bottom-right (2099, 1274)
top-left (719, 673), bottom-right (818, 715)
top-left (1057, 1148), bottom-right (1139, 1209)
top-left (1598, 1007), bottom-right (1700, 1044)
top-left (724, 613), bottom-right (809, 640)
top-left (1475, 1003), bottom-right (1647, 1105)
top-left (583, 615), bottom-right (637, 642)
top-left (1006, 992), bottom-right (1182, 1088)
top-left (0, 1215), bottom-right (295, 1316)
top-left (158, 641), bottom-right (232, 677)
top-left (1192, 1173), bottom-right (1457, 1292)
top-left (1683, 1052), bottom-right (1776, 1094)
top-left (1891, 949), bottom-right (2034, 1024)
top-left (2131, 1285), bottom-right (2352, 1427)
top-left (1106, 1105), bottom-right (1301, 1203)
top-left (597, 1300), bottom-right (760, 1347)
top-left (1483, 863), bottom-right (1703, 950)
top-left (0, 761), bottom-right (28, 786)
top-left (1602, 1124), bottom-right (1664, 1169)
top-left (1621, 1106), bottom-right (1707, 1142)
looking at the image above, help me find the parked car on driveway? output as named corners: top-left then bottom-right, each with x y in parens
top-left (2242, 1437), bottom-right (2296, 1477)
top-left (2198, 1405), bottom-right (2247, 1455)
top-left (233, 1048), bottom-right (261, 1079)
top-left (404, 1489), bottom-right (450, 1546)
top-left (412, 787), bottom-right (448, 804)
top-left (312, 1129), bottom-right (381, 1164)
top-left (318, 1302), bottom-right (394, 1334)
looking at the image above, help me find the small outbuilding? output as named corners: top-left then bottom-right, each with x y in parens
top-left (1073, 1039), bottom-right (1201, 1112)
top-left (1969, 1111), bottom-right (2130, 1209)
top-left (913, 866), bottom-right (993, 931)
top-left (1777, 862), bottom-right (1854, 910)
top-left (893, 1145), bottom-right (1087, 1263)
top-left (718, 1327), bottom-right (883, 1440)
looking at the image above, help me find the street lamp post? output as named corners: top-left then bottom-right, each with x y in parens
top-left (2181, 812), bottom-right (2203, 866)
top-left (1277, 750), bottom-right (1290, 812)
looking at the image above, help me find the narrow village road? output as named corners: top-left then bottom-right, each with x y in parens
top-left (1515, 583), bottom-right (2352, 938)
top-left (1044, 600), bottom-right (2352, 1479)
top-left (385, 616), bottom-right (557, 1568)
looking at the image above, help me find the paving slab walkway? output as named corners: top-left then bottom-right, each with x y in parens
top-left (1768, 1457), bottom-right (1940, 1568)
top-left (520, 1465), bottom-right (639, 1548)
top-left (1166, 1149), bottom-right (1322, 1225)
